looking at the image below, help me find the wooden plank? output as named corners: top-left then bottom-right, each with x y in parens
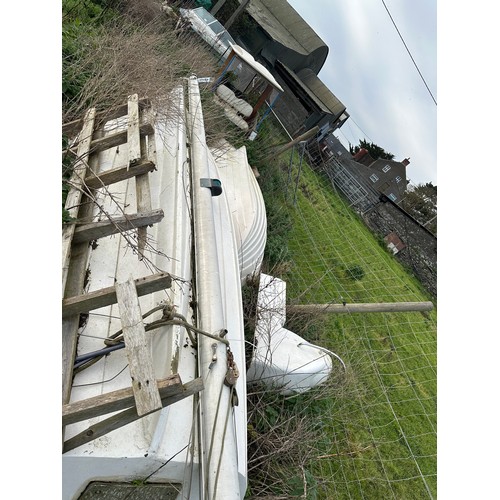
top-left (62, 272), bottom-right (172, 317)
top-left (127, 94), bottom-right (142, 166)
top-left (115, 276), bottom-right (162, 416)
top-left (63, 374), bottom-right (182, 426)
top-left (136, 135), bottom-right (153, 259)
top-left (62, 244), bottom-right (92, 405)
top-left (88, 122), bottom-right (154, 155)
top-left (72, 209), bottom-right (164, 243)
top-left (62, 107), bottom-right (96, 296)
top-left (62, 98), bottom-right (152, 138)
top-left (63, 125), bottom-right (105, 408)
top-left (84, 159), bottom-right (156, 189)
top-left (287, 301), bottom-right (434, 315)
top-left (63, 378), bottom-right (203, 453)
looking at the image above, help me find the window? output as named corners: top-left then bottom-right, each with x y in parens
top-left (395, 176), bottom-right (402, 183)
top-left (388, 193), bottom-right (397, 201)
top-left (370, 173), bottom-right (379, 182)
top-left (382, 165), bottom-right (391, 173)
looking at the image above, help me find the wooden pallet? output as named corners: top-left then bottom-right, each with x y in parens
top-left (61, 96), bottom-right (202, 450)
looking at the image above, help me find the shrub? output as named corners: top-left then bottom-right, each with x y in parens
top-left (345, 264), bottom-right (365, 281)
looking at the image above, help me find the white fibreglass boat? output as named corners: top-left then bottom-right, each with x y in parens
top-left (62, 76), bottom-right (333, 500)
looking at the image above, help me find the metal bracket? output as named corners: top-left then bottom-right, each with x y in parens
top-left (200, 178), bottom-right (222, 196)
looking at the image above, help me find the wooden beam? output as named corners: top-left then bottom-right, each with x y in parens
top-left (115, 276), bottom-right (162, 416)
top-left (72, 209), bottom-right (164, 243)
top-left (62, 245), bottom-right (92, 405)
top-left (62, 374), bottom-right (182, 426)
top-left (62, 272), bottom-right (172, 317)
top-left (265, 126), bottom-right (319, 160)
top-left (63, 377), bottom-right (204, 453)
top-left (287, 301), bottom-right (434, 315)
top-left (127, 94), bottom-right (142, 166)
top-left (62, 98), bottom-right (151, 138)
top-left (84, 160), bottom-right (156, 189)
top-left (210, 0), bottom-right (227, 15)
top-left (62, 107), bottom-right (96, 296)
top-left (247, 83), bottom-right (273, 121)
top-left (62, 124), bottom-right (104, 407)
top-left (88, 122), bottom-right (154, 155)
top-left (135, 136), bottom-right (153, 259)
top-left (224, 0), bottom-right (250, 30)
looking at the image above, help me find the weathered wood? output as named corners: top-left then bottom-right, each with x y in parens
top-left (63, 374), bottom-right (182, 426)
top-left (127, 94), bottom-right (142, 166)
top-left (84, 159), bottom-right (156, 189)
top-left (62, 98), bottom-right (151, 138)
top-left (265, 126), bottom-right (319, 159)
top-left (287, 301), bottom-right (434, 315)
top-left (72, 209), bottom-right (164, 243)
top-left (62, 245), bottom-right (92, 405)
top-left (115, 276), bottom-right (162, 416)
top-left (62, 272), bottom-right (172, 317)
top-left (136, 135), bottom-right (153, 259)
top-left (62, 377), bottom-right (203, 453)
top-left (63, 126), bottom-right (104, 407)
top-left (224, 0), bottom-right (250, 29)
top-left (88, 122), bottom-right (154, 155)
top-left (62, 107), bottom-right (96, 296)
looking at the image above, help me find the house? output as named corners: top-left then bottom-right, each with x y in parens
top-left (325, 146), bottom-right (409, 208)
top-left (321, 150), bottom-right (436, 296)
top-left (212, 0), bottom-right (349, 137)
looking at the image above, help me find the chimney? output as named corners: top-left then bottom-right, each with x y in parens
top-left (402, 158), bottom-right (410, 166)
top-left (353, 148), bottom-right (368, 161)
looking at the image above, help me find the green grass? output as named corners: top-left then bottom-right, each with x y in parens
top-left (248, 120), bottom-right (437, 499)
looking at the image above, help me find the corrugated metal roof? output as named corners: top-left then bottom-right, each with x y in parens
top-left (246, 0), bottom-right (329, 73)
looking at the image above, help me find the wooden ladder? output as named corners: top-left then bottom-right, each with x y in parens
top-left (61, 96), bottom-right (202, 451)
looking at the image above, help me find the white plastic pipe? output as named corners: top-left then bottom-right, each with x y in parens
top-left (188, 76), bottom-right (241, 500)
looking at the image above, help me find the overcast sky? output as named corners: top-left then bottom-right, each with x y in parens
top-left (287, 0), bottom-right (437, 185)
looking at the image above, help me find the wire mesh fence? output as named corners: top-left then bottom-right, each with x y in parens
top-left (245, 117), bottom-right (437, 499)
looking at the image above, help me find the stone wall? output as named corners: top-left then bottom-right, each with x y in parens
top-left (363, 200), bottom-right (437, 297)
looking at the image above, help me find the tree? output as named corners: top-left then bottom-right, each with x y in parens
top-left (349, 139), bottom-right (395, 160)
top-left (401, 182), bottom-right (437, 234)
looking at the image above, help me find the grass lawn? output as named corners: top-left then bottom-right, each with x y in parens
top-left (248, 123), bottom-right (437, 499)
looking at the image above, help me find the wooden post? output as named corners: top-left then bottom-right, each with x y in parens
top-left (224, 0), bottom-right (250, 30)
top-left (247, 83), bottom-right (274, 122)
top-left (213, 49), bottom-right (236, 88)
top-left (211, 0), bottom-right (227, 16)
top-left (265, 126), bottom-right (319, 159)
top-left (287, 301), bottom-right (434, 315)
top-left (115, 276), bottom-right (162, 416)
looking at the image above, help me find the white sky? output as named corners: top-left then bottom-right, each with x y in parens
top-left (288, 0), bottom-right (437, 185)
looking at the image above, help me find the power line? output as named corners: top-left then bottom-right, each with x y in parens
top-left (349, 117), bottom-right (373, 143)
top-left (380, 0), bottom-right (437, 106)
